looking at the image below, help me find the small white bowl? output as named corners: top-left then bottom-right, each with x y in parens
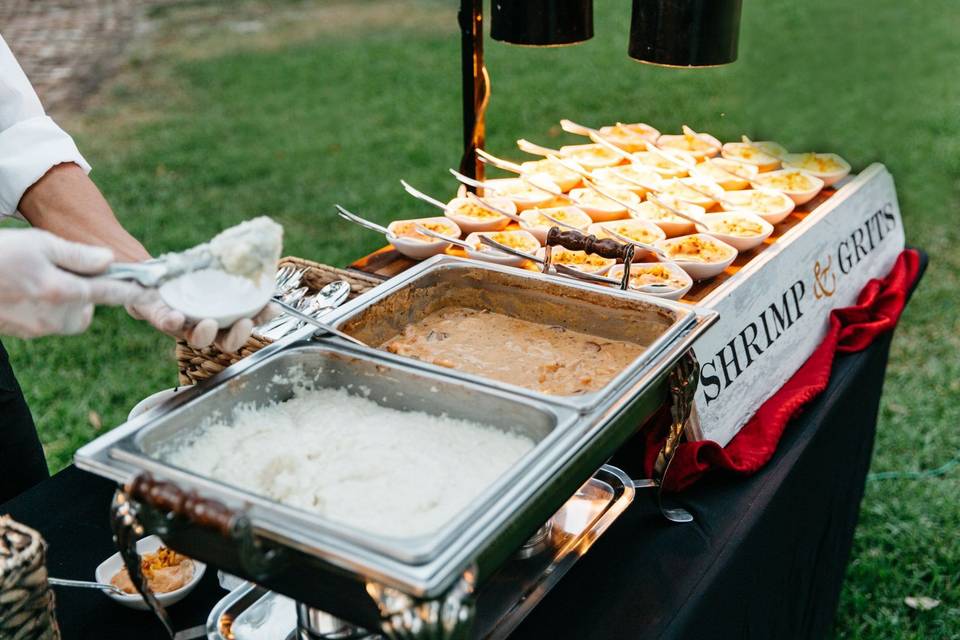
top-left (95, 535), bottom-right (206, 611)
top-left (569, 187), bottom-right (639, 222)
top-left (591, 166), bottom-right (663, 197)
top-left (689, 158), bottom-right (759, 191)
top-left (519, 159), bottom-right (582, 193)
top-left (658, 177), bottom-right (726, 210)
top-left (443, 196), bottom-right (514, 233)
top-left (481, 178), bottom-right (559, 212)
top-left (655, 234), bottom-right (739, 280)
top-left (588, 219), bottom-right (666, 251)
top-left (559, 143), bottom-right (624, 170)
top-left (628, 199), bottom-right (705, 238)
top-left (629, 150), bottom-right (695, 179)
top-left (607, 262), bottom-right (693, 300)
top-left (387, 217), bottom-right (463, 260)
top-left (780, 152), bottom-right (851, 187)
top-left (657, 132), bottom-right (723, 160)
top-left (701, 212), bottom-right (774, 252)
top-left (519, 206), bottom-right (592, 244)
top-left (751, 169), bottom-right (825, 205)
top-left (537, 247), bottom-right (616, 275)
top-left (719, 188), bottom-right (796, 225)
top-left (464, 230), bottom-right (540, 267)
top-left (720, 142), bottom-right (782, 172)
top-left (598, 123), bottom-right (661, 152)
top-left (128, 387), bottom-right (188, 420)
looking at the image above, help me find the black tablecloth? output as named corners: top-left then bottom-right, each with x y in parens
top-left (0, 253), bottom-right (926, 640)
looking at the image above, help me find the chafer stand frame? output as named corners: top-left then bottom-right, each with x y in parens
top-left (202, 465), bottom-right (637, 640)
top-left (108, 353), bottom-right (701, 640)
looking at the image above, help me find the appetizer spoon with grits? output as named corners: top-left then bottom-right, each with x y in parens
top-left (588, 219), bottom-right (666, 247)
top-left (607, 262), bottom-right (693, 300)
top-left (721, 140), bottom-right (783, 172)
top-left (654, 233), bottom-right (739, 280)
top-left (689, 158), bottom-right (760, 190)
top-left (597, 122), bottom-right (662, 151)
top-left (448, 169), bottom-right (561, 212)
top-left (656, 125), bottom-right (722, 161)
top-left (336, 205), bottom-right (461, 260)
top-left (718, 188), bottom-right (796, 225)
top-left (647, 195), bottom-right (771, 251)
top-left (464, 230), bottom-right (542, 266)
top-left (401, 179), bottom-right (516, 232)
top-left (780, 152), bottom-right (851, 186)
top-left (517, 138), bottom-right (623, 170)
top-left (475, 149), bottom-right (582, 192)
top-left (519, 206), bottom-right (592, 243)
top-left (750, 169), bottom-right (825, 205)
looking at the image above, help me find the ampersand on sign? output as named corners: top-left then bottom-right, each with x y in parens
top-left (813, 255), bottom-right (837, 299)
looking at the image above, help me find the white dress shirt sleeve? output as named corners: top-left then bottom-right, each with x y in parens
top-left (0, 34), bottom-right (90, 218)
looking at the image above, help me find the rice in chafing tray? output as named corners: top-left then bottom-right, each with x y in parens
top-left (161, 376), bottom-right (534, 539)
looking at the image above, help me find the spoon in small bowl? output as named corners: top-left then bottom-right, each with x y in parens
top-left (48, 577), bottom-right (127, 596)
top-left (335, 205), bottom-right (395, 238)
top-left (399, 179), bottom-right (450, 212)
top-left (741, 134), bottom-right (787, 161)
top-left (412, 223), bottom-right (477, 252)
top-left (448, 169), bottom-right (581, 232)
top-left (476, 148), bottom-right (527, 174)
top-left (646, 195), bottom-right (712, 232)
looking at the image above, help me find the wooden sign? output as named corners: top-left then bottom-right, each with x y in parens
top-left (687, 163), bottom-right (906, 446)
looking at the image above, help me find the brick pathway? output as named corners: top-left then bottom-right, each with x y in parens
top-left (0, 0), bottom-right (154, 116)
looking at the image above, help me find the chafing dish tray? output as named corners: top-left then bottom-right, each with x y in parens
top-left (327, 255), bottom-right (703, 413)
top-left (75, 258), bottom-right (716, 637)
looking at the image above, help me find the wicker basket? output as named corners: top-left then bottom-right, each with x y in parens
top-left (0, 516), bottom-right (60, 640)
top-left (176, 256), bottom-right (383, 385)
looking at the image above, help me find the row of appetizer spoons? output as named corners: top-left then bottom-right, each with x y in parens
top-left (337, 120), bottom-right (852, 300)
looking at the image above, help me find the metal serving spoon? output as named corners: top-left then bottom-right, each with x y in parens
top-left (335, 205), bottom-right (396, 237)
top-left (48, 576), bottom-right (127, 596)
top-left (271, 299), bottom-right (368, 347)
top-left (263, 280), bottom-right (352, 341)
top-left (400, 179), bottom-right (450, 211)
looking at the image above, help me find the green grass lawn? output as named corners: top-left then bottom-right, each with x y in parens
top-left (4, 0), bottom-right (958, 636)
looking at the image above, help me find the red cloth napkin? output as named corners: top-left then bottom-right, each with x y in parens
top-left (644, 249), bottom-right (923, 493)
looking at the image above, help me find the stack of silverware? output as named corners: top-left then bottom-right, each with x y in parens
top-left (253, 266), bottom-right (352, 341)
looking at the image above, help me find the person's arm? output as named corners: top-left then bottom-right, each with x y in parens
top-left (0, 33), bottom-right (264, 351)
top-left (17, 162), bottom-right (260, 351)
top-left (18, 163), bottom-right (148, 262)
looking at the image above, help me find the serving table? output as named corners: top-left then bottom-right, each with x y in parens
top-left (0, 247), bottom-right (924, 639)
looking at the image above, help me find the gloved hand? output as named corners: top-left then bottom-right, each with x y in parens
top-left (0, 229), bottom-right (148, 339)
top-left (127, 297), bottom-right (278, 354)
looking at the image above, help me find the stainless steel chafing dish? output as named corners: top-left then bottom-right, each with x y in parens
top-left (75, 257), bottom-right (716, 639)
top-left (328, 255), bottom-right (703, 413)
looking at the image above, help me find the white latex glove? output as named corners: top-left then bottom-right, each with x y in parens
top-left (126, 297), bottom-right (278, 354)
top-left (0, 229), bottom-right (148, 338)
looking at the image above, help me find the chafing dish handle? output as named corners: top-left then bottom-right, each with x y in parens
top-left (545, 228), bottom-right (635, 290)
top-left (546, 227), bottom-right (633, 261)
top-left (128, 473), bottom-right (235, 537)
